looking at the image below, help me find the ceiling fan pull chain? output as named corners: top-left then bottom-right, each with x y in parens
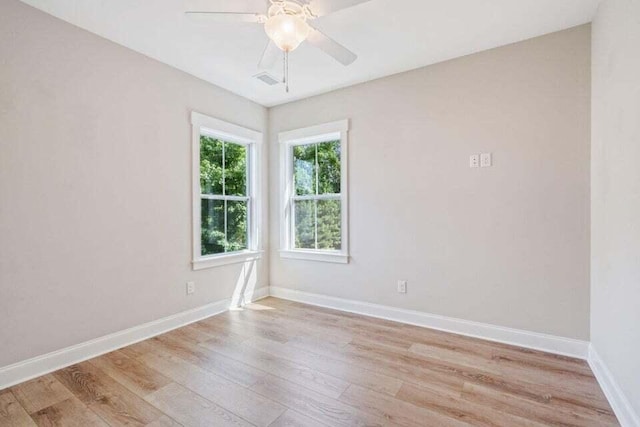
top-left (285, 50), bottom-right (290, 93)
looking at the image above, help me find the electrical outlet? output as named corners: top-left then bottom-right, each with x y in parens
top-left (470, 154), bottom-right (480, 168)
top-left (186, 281), bottom-right (195, 295)
top-left (397, 280), bottom-right (407, 294)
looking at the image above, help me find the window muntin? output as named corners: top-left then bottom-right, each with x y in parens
top-left (291, 141), bottom-right (342, 251)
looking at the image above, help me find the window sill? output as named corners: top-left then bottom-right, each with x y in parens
top-left (279, 250), bottom-right (349, 264)
top-left (192, 250), bottom-right (262, 271)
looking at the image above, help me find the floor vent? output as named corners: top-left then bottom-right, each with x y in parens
top-left (254, 72), bottom-right (281, 86)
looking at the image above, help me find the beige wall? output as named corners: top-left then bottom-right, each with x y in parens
top-left (269, 25), bottom-right (591, 340)
top-left (0, 0), bottom-right (268, 368)
top-left (592, 0), bottom-right (640, 418)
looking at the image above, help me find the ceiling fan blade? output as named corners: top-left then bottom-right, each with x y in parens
top-left (258, 40), bottom-right (282, 70)
top-left (307, 26), bottom-right (357, 66)
top-left (306, 0), bottom-right (372, 18)
top-left (186, 0), bottom-right (267, 12)
top-left (185, 11), bottom-right (264, 24)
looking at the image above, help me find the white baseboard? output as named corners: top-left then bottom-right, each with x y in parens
top-left (588, 345), bottom-right (640, 427)
top-left (269, 286), bottom-right (590, 359)
top-left (0, 287), bottom-right (269, 390)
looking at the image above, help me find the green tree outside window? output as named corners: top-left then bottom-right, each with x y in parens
top-left (292, 141), bottom-right (341, 251)
top-left (200, 136), bottom-right (248, 256)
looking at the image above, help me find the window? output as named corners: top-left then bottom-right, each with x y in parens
top-left (191, 112), bottom-right (262, 270)
top-left (200, 139), bottom-right (248, 255)
top-left (279, 120), bottom-right (349, 263)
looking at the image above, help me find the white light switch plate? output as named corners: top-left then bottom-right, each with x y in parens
top-left (481, 153), bottom-right (492, 167)
top-left (397, 280), bottom-right (407, 293)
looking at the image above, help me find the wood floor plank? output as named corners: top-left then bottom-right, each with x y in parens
top-left (118, 340), bottom-right (159, 360)
top-left (391, 342), bottom-right (609, 416)
top-left (169, 324), bottom-right (218, 344)
top-left (88, 350), bottom-right (172, 397)
top-left (186, 321), bottom-right (247, 346)
top-left (10, 374), bottom-right (73, 414)
top-left (206, 315), bottom-right (292, 344)
top-left (460, 381), bottom-right (619, 427)
top-left (0, 390), bottom-right (37, 426)
top-left (268, 409), bottom-right (329, 427)
top-left (251, 374), bottom-right (385, 427)
top-left (240, 301), bottom-right (368, 342)
top-left (244, 336), bottom-right (403, 396)
top-left (53, 362), bottom-right (164, 426)
top-left (199, 339), bottom-right (350, 399)
top-left (30, 397), bottom-right (108, 427)
top-left (490, 346), bottom-right (595, 381)
top-left (145, 415), bottom-right (184, 426)
top-left (340, 384), bottom-right (472, 427)
top-left (408, 341), bottom-right (602, 392)
top-left (145, 383), bottom-right (253, 427)
top-left (394, 382), bottom-right (546, 427)
top-left (138, 346), bottom-right (286, 427)
top-left (407, 341), bottom-right (502, 374)
top-left (150, 333), bottom-right (267, 388)
top-left (225, 307), bottom-right (354, 346)
top-left (287, 335), bottom-right (466, 393)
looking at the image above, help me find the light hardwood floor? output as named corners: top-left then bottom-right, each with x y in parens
top-left (1, 297), bottom-right (618, 426)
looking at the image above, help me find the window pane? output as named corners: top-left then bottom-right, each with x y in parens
top-left (317, 199), bottom-right (341, 250)
top-left (200, 136), bottom-right (223, 195)
top-left (201, 199), bottom-right (225, 255)
top-left (317, 141), bottom-right (341, 195)
top-left (293, 145), bottom-right (316, 196)
top-left (224, 143), bottom-right (247, 196)
top-left (294, 200), bottom-right (315, 249)
top-left (227, 200), bottom-right (248, 252)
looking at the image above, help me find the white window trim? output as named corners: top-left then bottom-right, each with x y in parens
top-left (279, 119), bottom-right (349, 264)
top-left (191, 111), bottom-right (263, 270)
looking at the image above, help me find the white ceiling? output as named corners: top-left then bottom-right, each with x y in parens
top-left (19, 0), bottom-right (600, 106)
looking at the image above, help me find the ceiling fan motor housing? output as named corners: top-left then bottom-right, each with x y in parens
top-left (268, 1), bottom-right (315, 19)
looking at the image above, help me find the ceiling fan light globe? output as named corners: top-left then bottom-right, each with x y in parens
top-left (264, 14), bottom-right (310, 52)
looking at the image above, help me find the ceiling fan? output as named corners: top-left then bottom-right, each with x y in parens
top-left (185, 0), bottom-right (372, 92)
